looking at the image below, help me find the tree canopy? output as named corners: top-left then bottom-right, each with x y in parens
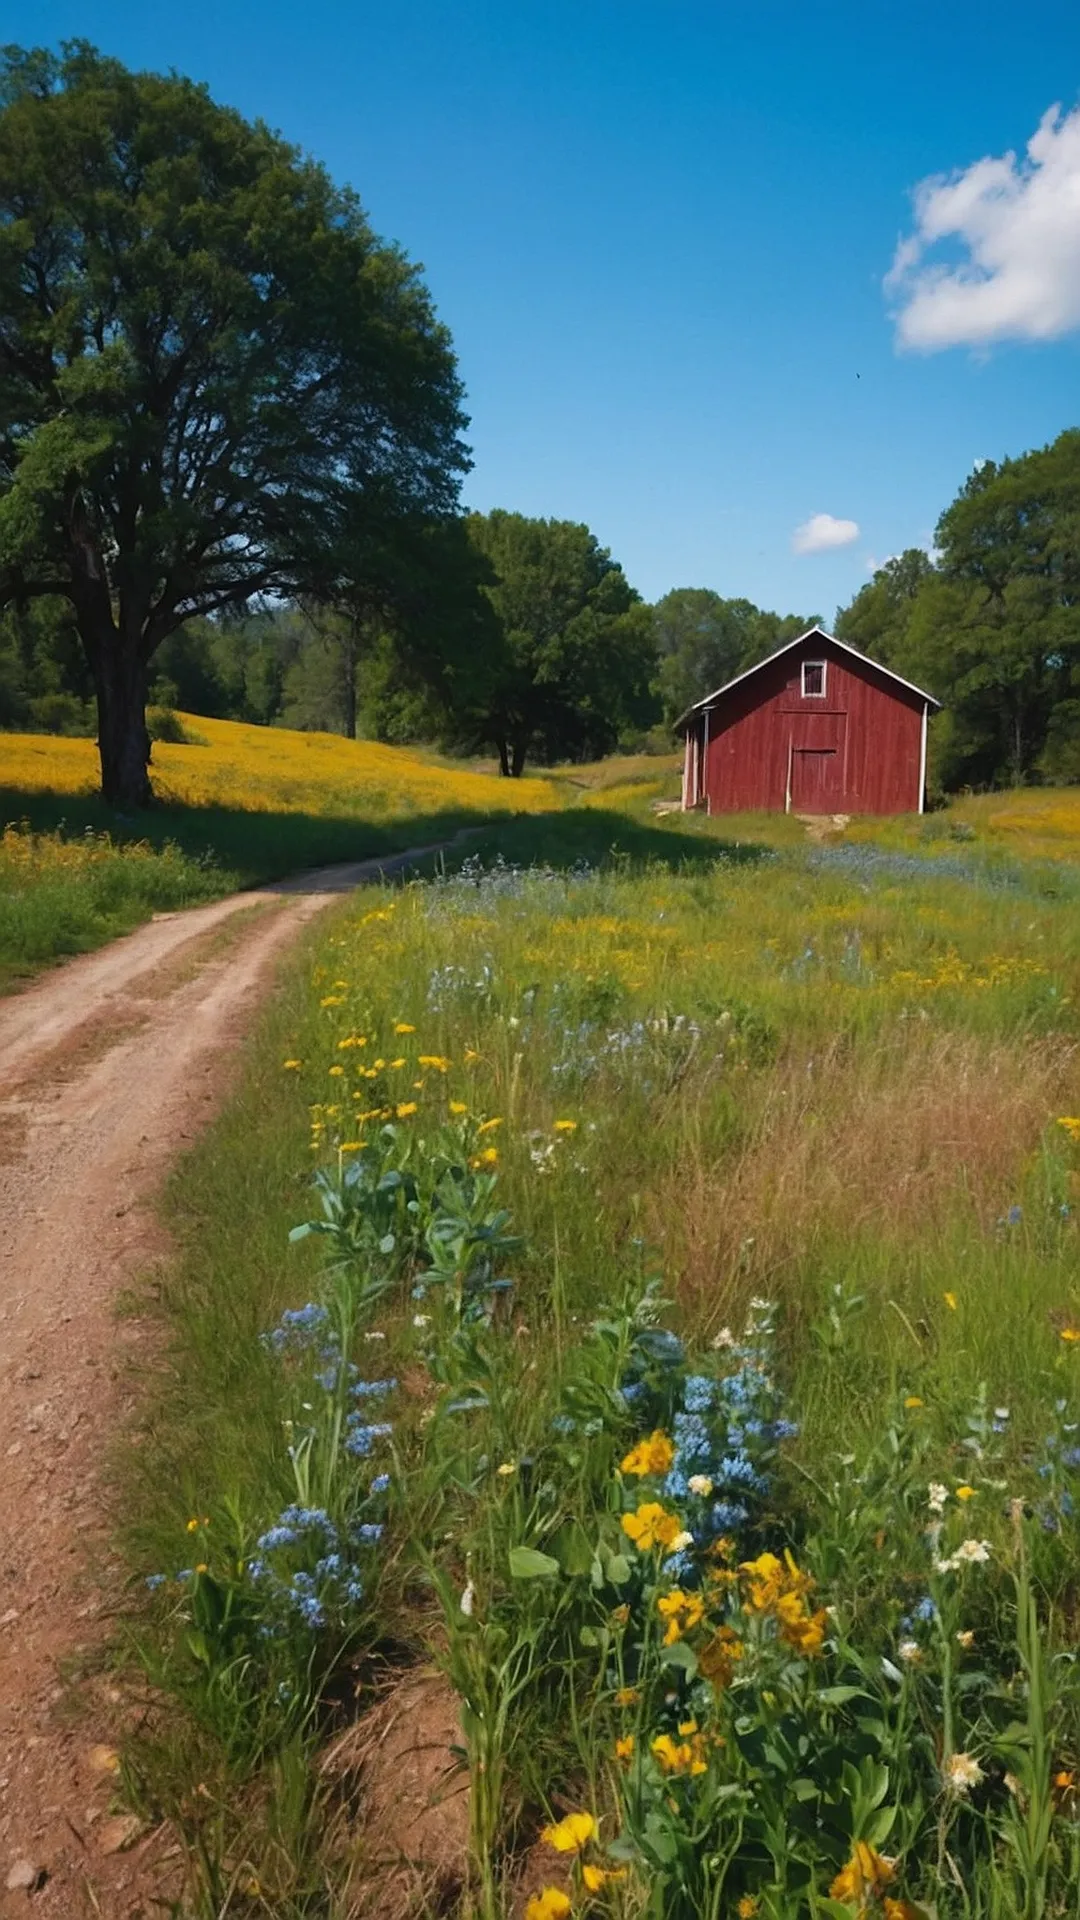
top-left (0, 42), bottom-right (469, 802)
top-left (652, 589), bottom-right (818, 726)
top-left (835, 430), bottom-right (1080, 789)
top-left (461, 511), bottom-right (658, 774)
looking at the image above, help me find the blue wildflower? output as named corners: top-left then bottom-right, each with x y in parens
top-left (683, 1374), bottom-right (715, 1413)
top-left (370, 1474), bottom-right (391, 1494)
top-left (145, 1574), bottom-right (166, 1591)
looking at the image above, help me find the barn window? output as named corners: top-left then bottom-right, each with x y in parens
top-left (802, 660), bottom-right (826, 698)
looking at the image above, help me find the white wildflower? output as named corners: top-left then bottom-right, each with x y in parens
top-left (460, 1579), bottom-right (476, 1618)
top-left (898, 1639), bottom-right (922, 1664)
top-left (668, 1531), bottom-right (694, 1554)
top-left (413, 1313), bottom-right (431, 1328)
top-left (927, 1482), bottom-right (949, 1515)
top-left (934, 1555), bottom-right (959, 1575)
top-left (956, 1629), bottom-right (975, 1649)
top-left (953, 1538), bottom-right (991, 1565)
top-left (688, 1474), bottom-right (714, 1497)
top-left (944, 1751), bottom-right (984, 1794)
top-left (711, 1327), bottom-right (735, 1350)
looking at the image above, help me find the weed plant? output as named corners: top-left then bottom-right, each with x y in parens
top-left (118, 832), bottom-right (1080, 1916)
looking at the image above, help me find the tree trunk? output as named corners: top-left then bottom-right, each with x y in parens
top-left (93, 638), bottom-right (152, 808)
top-left (510, 737), bottom-right (528, 778)
top-left (496, 738), bottom-right (510, 778)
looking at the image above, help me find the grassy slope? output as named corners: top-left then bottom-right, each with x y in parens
top-left (0, 718), bottom-right (561, 985)
top-left (117, 796), bottom-right (1080, 1913)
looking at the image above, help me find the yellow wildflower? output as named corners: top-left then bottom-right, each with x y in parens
top-left (956, 1485), bottom-right (976, 1501)
top-left (525, 1891), bottom-right (572, 1920)
top-left (650, 1732), bottom-right (707, 1776)
top-left (614, 1734), bottom-right (635, 1762)
top-left (540, 1810), bottom-right (596, 1853)
top-left (390, 1057), bottom-right (406, 1069)
top-left (621, 1503), bottom-right (681, 1553)
top-left (553, 1118), bottom-right (577, 1132)
top-left (339, 1140), bottom-right (364, 1153)
top-left (478, 1115), bottom-right (503, 1133)
top-left (328, 1064), bottom-right (344, 1077)
top-left (394, 1022), bottom-right (415, 1034)
top-left (738, 1900), bottom-right (760, 1919)
top-left (656, 1587), bottom-right (705, 1646)
top-left (582, 1864), bottom-right (625, 1892)
top-left (944, 1291), bottom-right (958, 1311)
top-left (904, 1395), bottom-right (924, 1409)
top-left (194, 1562), bottom-right (209, 1575)
top-left (418, 1054), bottom-right (450, 1072)
top-left (620, 1430), bottom-right (675, 1477)
top-left (1061, 1326), bottom-right (1080, 1343)
top-left (882, 1902), bottom-right (921, 1920)
top-left (449, 1100), bottom-right (468, 1115)
top-left (1057, 1117), bottom-right (1080, 1140)
top-left (830, 1842), bottom-right (895, 1904)
top-left (320, 994), bottom-right (344, 1008)
top-left (614, 1686), bottom-right (639, 1707)
top-left (470, 1146), bottom-right (499, 1168)
top-left (464, 1047), bottom-right (481, 1062)
top-left (282, 1059), bottom-right (302, 1070)
top-left (396, 1101), bottom-right (418, 1118)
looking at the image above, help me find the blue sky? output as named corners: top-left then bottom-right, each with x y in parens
top-left (20, 0), bottom-right (1080, 619)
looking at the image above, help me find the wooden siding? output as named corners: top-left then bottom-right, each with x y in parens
top-left (693, 638), bottom-right (926, 815)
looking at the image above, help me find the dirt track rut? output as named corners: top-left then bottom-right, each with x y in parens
top-left (0, 848), bottom-right (442, 1916)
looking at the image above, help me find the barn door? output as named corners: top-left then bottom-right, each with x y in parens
top-left (789, 715), bottom-right (845, 811)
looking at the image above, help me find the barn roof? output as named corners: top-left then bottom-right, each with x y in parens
top-left (673, 627), bottom-right (942, 732)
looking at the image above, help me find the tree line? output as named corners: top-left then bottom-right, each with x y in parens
top-left (1, 45), bottom-right (1077, 799)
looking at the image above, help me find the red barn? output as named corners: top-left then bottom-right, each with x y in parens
top-left (676, 627), bottom-right (941, 817)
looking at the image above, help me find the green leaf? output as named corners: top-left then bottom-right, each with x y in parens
top-left (508, 1546), bottom-right (561, 1579)
top-left (606, 1553), bottom-right (632, 1586)
top-left (659, 1640), bottom-right (699, 1676)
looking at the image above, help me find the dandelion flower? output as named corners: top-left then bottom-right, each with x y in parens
top-left (396, 1101), bottom-right (418, 1118)
top-left (738, 1900), bottom-right (760, 1919)
top-left (525, 1890), bottom-right (572, 1920)
top-left (944, 1751), bottom-right (984, 1794)
top-left (393, 1022), bottom-right (415, 1034)
top-left (282, 1059), bottom-right (302, 1070)
top-left (955, 1485), bottom-right (976, 1501)
top-left (904, 1395), bottom-right (924, 1409)
top-left (1057, 1117), bottom-right (1080, 1140)
top-left (540, 1811), bottom-right (596, 1853)
top-left (477, 1116), bottom-right (503, 1134)
top-left (496, 1461), bottom-right (516, 1476)
top-left (943, 1291), bottom-right (958, 1311)
top-left (614, 1734), bottom-right (635, 1762)
top-left (328, 1065), bottom-right (344, 1077)
top-left (1061, 1327), bottom-right (1080, 1343)
top-left (553, 1118), bottom-right (577, 1132)
top-left (449, 1100), bottom-right (468, 1115)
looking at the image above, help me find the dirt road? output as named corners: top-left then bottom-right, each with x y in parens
top-left (0, 848), bottom-right (442, 1916)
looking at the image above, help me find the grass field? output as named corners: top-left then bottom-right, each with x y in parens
top-left (113, 796), bottom-right (1080, 1918)
top-left (0, 718), bottom-right (561, 984)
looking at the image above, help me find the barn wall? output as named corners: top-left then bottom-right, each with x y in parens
top-left (699, 641), bottom-right (925, 815)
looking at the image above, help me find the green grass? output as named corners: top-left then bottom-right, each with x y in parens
top-left (113, 803), bottom-right (1080, 1916)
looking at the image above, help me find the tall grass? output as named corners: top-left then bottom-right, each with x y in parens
top-left (113, 815), bottom-right (1080, 1914)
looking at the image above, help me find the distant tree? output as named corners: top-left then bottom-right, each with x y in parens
top-left (833, 549), bottom-right (936, 660)
top-left (463, 511), bottom-right (657, 775)
top-left (652, 589), bottom-right (816, 725)
top-left (835, 433), bottom-right (1080, 788)
top-left (0, 43), bottom-right (469, 804)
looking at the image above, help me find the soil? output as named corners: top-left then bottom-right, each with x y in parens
top-left (0, 844), bottom-right (457, 1918)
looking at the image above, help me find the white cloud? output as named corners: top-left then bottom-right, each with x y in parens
top-left (792, 512), bottom-right (860, 555)
top-left (888, 102), bottom-right (1080, 350)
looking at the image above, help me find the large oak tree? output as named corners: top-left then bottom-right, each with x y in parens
top-left (0, 42), bottom-right (469, 803)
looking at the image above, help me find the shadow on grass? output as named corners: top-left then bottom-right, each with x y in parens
top-left (0, 787), bottom-right (769, 885)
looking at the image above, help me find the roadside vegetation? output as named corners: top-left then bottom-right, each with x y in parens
top-left (115, 804), bottom-right (1080, 1917)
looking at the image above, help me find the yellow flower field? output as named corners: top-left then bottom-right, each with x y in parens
top-left (1, 714), bottom-right (560, 821)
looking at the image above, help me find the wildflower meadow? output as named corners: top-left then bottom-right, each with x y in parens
top-left (114, 816), bottom-right (1080, 1917)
